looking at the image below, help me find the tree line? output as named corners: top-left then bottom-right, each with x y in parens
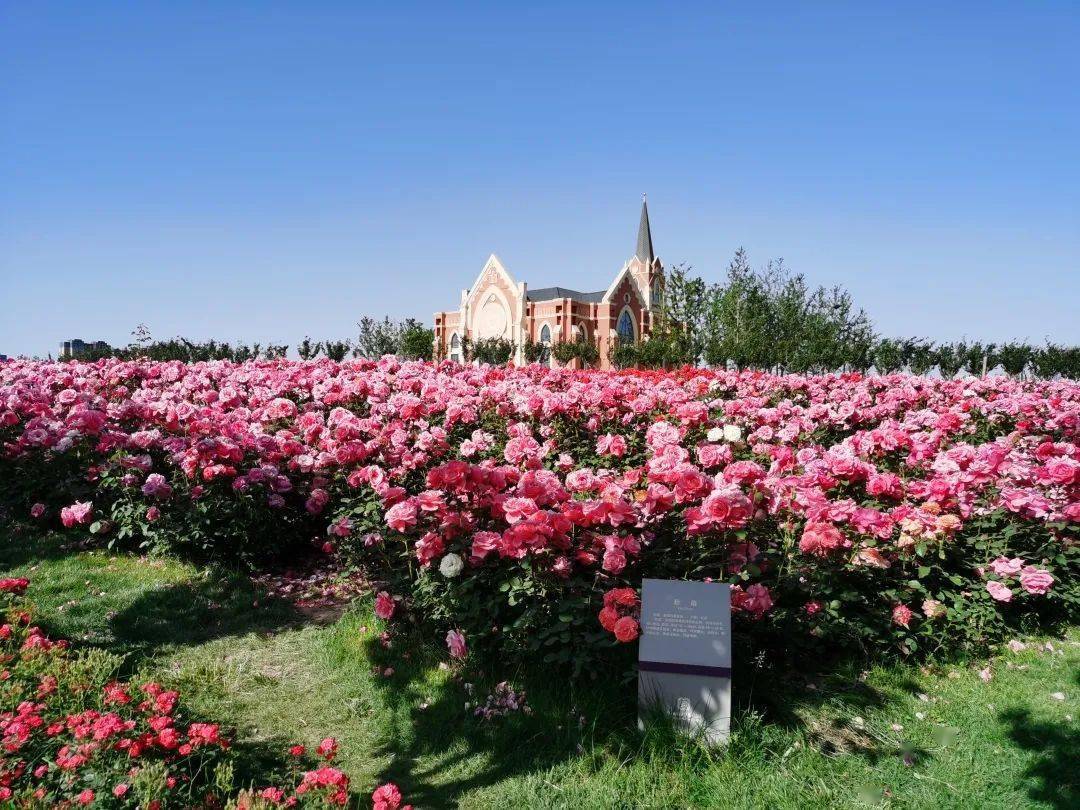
top-left (616, 249), bottom-right (1080, 378)
top-left (57, 319), bottom-right (436, 364)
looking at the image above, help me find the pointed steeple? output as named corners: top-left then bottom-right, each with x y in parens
top-left (635, 194), bottom-right (654, 263)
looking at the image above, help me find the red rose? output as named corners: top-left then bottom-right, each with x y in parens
top-left (613, 616), bottom-right (640, 643)
top-left (598, 607), bottom-right (618, 632)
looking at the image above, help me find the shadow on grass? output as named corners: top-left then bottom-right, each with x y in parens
top-left (357, 630), bottom-right (928, 807)
top-left (105, 572), bottom-right (302, 670)
top-left (1000, 670), bottom-right (1080, 810)
top-left (356, 631), bottom-right (641, 807)
top-left (2, 525), bottom-right (306, 671)
top-left (0, 523), bottom-right (82, 569)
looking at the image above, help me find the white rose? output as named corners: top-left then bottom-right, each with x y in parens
top-left (723, 424), bottom-right (743, 443)
top-left (439, 552), bottom-right (464, 578)
top-left (706, 427), bottom-right (724, 442)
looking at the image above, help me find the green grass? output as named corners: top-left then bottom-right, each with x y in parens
top-left (2, 531), bottom-right (1077, 808)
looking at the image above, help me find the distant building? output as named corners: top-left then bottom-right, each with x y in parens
top-left (433, 197), bottom-right (665, 369)
top-left (59, 339), bottom-right (112, 360)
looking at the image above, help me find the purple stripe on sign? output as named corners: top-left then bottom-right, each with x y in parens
top-left (639, 660), bottom-right (732, 678)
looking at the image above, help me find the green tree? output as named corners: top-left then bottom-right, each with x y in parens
top-left (468, 337), bottom-right (514, 365)
top-left (322, 340), bottom-right (351, 361)
top-left (353, 317), bottom-right (401, 359)
top-left (399, 321), bottom-right (435, 361)
top-left (904, 339), bottom-right (935, 375)
top-left (998, 342), bottom-right (1033, 376)
top-left (872, 338), bottom-right (905, 374)
top-left (297, 336), bottom-right (321, 360)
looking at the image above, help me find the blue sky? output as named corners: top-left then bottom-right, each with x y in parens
top-left (2, 1), bottom-right (1078, 358)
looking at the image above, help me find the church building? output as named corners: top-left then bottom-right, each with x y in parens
top-left (433, 198), bottom-right (664, 369)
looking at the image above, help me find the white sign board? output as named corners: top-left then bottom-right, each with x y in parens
top-left (637, 578), bottom-right (731, 745)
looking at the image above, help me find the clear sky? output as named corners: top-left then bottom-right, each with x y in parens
top-left (2, 2), bottom-right (1078, 358)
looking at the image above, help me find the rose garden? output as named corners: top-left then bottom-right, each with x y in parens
top-left (0, 355), bottom-right (1076, 808)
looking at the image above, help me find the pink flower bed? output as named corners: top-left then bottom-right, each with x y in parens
top-left (1, 358), bottom-right (1077, 664)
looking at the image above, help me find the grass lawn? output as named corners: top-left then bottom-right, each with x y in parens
top-left (2, 531), bottom-right (1077, 809)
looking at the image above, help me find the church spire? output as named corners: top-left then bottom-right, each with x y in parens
top-left (635, 194), bottom-right (654, 263)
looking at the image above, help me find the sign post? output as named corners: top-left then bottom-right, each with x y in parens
top-left (637, 578), bottom-right (732, 745)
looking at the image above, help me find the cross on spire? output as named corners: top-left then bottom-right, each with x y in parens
top-left (635, 194), bottom-right (654, 263)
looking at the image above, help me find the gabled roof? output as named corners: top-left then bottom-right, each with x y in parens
top-left (601, 261), bottom-right (649, 306)
top-left (526, 286), bottom-right (606, 303)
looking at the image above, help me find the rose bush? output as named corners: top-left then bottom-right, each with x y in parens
top-left (0, 583), bottom-right (355, 807)
top-left (1, 358), bottom-right (1078, 670)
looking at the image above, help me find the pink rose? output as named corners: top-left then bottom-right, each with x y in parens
top-left (446, 629), bottom-right (467, 659)
top-left (60, 501), bottom-right (92, 528)
top-left (741, 584), bottom-right (773, 615)
top-left (372, 782), bottom-right (405, 810)
top-left (986, 580), bottom-right (1013, 602)
top-left (1019, 566), bottom-right (1054, 595)
top-left (596, 433), bottom-right (627, 457)
top-left (855, 547), bottom-right (891, 569)
top-left (892, 603), bottom-right (914, 628)
top-left (988, 556), bottom-right (1024, 578)
top-left (798, 521), bottom-right (846, 557)
top-left (1044, 458), bottom-right (1077, 486)
top-left (601, 547), bottom-right (627, 574)
top-left (385, 500), bottom-right (418, 532)
top-left (470, 531), bottom-right (501, 564)
top-left (374, 591), bottom-right (396, 620)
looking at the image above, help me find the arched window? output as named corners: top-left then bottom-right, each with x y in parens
top-left (651, 278), bottom-right (662, 307)
top-left (617, 310), bottom-right (635, 342)
top-left (450, 333), bottom-right (461, 362)
top-left (539, 324), bottom-right (552, 367)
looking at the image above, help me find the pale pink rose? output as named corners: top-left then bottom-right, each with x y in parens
top-left (921, 599), bottom-right (945, 620)
top-left (145, 506), bottom-right (161, 522)
top-left (305, 488), bottom-right (329, 515)
top-left (1019, 566), bottom-right (1054, 595)
top-left (988, 557), bottom-right (1024, 578)
top-left (855, 547), bottom-right (891, 569)
top-left (986, 580), bottom-right (1013, 602)
top-left (446, 629), bottom-right (467, 659)
top-left (30, 503), bottom-right (46, 519)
